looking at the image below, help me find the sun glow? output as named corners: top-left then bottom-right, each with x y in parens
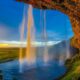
top-left (0, 43), bottom-right (9, 48)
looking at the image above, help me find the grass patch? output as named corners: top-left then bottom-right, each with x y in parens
top-left (0, 48), bottom-right (25, 63)
top-left (61, 53), bottom-right (80, 80)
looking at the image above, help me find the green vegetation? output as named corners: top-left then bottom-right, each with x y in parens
top-left (61, 52), bottom-right (80, 80)
top-left (0, 48), bottom-right (25, 63)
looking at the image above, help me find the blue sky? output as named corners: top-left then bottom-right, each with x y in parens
top-left (0, 0), bottom-right (74, 42)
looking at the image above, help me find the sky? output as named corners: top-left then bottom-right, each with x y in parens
top-left (0, 0), bottom-right (74, 43)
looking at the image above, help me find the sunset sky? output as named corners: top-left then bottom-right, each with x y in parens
top-left (0, 0), bottom-right (74, 43)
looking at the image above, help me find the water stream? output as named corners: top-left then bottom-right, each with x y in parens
top-left (26, 5), bottom-right (36, 64)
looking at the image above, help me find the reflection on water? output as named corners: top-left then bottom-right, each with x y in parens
top-left (0, 40), bottom-right (70, 80)
top-left (0, 59), bottom-right (66, 80)
top-left (0, 40), bottom-right (71, 80)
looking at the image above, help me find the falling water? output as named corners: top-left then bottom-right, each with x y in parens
top-left (43, 11), bottom-right (49, 63)
top-left (26, 5), bottom-right (36, 64)
top-left (19, 5), bottom-right (36, 72)
top-left (66, 41), bottom-right (70, 59)
top-left (58, 45), bottom-right (65, 66)
top-left (65, 19), bottom-right (71, 59)
top-left (19, 7), bottom-right (25, 72)
top-left (59, 42), bottom-right (71, 66)
top-left (59, 17), bottom-right (71, 65)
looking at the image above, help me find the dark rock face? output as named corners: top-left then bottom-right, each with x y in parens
top-left (70, 46), bottom-right (79, 56)
top-left (0, 70), bottom-right (3, 80)
top-left (78, 77), bottom-right (80, 80)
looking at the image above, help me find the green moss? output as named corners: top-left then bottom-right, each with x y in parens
top-left (61, 53), bottom-right (80, 80)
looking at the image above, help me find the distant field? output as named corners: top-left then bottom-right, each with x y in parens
top-left (0, 48), bottom-right (26, 63)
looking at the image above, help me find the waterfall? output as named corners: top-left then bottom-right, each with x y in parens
top-left (26, 5), bottom-right (36, 64)
top-left (19, 5), bottom-right (36, 72)
top-left (19, 6), bottom-right (25, 73)
top-left (43, 11), bottom-right (49, 64)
